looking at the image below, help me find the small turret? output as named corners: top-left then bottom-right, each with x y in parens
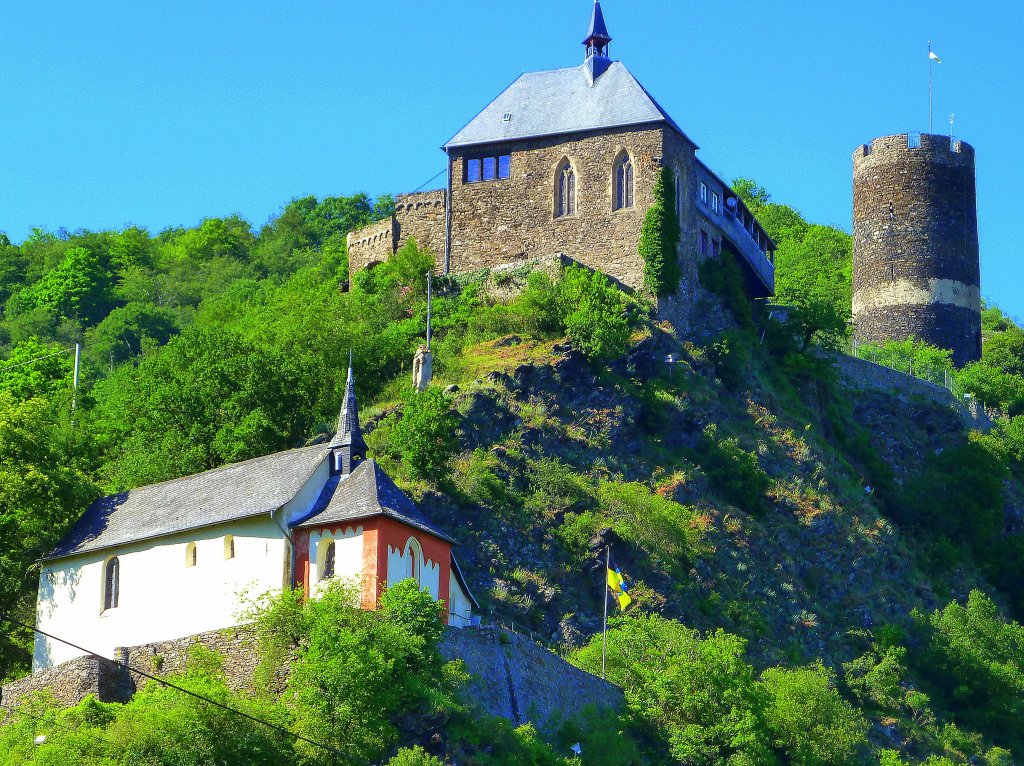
top-left (329, 359), bottom-right (367, 477)
top-left (583, 0), bottom-right (613, 83)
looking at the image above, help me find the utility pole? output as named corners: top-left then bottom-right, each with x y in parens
top-left (426, 271), bottom-right (433, 352)
top-left (601, 545), bottom-right (610, 680)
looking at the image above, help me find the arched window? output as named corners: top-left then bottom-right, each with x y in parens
top-left (555, 159), bottom-right (576, 218)
top-left (224, 535), bottom-right (235, 560)
top-left (103, 557), bottom-right (120, 610)
top-left (185, 543), bottom-right (197, 568)
top-left (613, 152), bottom-right (634, 210)
top-left (321, 540), bottom-right (336, 581)
top-left (404, 537), bottom-right (423, 584)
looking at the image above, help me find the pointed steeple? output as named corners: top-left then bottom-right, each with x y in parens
top-left (329, 356), bottom-right (367, 476)
top-left (582, 0), bottom-right (613, 83)
top-left (583, 0), bottom-right (612, 58)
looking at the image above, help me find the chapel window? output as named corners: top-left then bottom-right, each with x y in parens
top-left (404, 537), bottom-right (423, 584)
top-left (185, 542), bottom-right (197, 568)
top-left (103, 557), bottom-right (120, 611)
top-left (321, 540), bottom-right (336, 581)
top-left (614, 152), bottom-right (634, 210)
top-left (224, 535), bottom-right (235, 560)
top-left (555, 159), bottom-right (576, 218)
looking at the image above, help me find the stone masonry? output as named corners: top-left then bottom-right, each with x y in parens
top-left (2, 625), bottom-right (619, 732)
top-left (852, 133), bottom-right (981, 367)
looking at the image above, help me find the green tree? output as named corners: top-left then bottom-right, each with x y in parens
top-left (573, 614), bottom-right (775, 765)
top-left (388, 386), bottom-right (459, 483)
top-left (85, 302), bottom-right (180, 368)
top-left (0, 337), bottom-right (72, 401)
top-left (0, 394), bottom-right (97, 680)
top-left (760, 663), bottom-right (868, 766)
top-left (639, 167), bottom-right (681, 296)
top-left (24, 247), bottom-right (112, 324)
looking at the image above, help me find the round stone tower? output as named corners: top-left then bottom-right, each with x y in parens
top-left (852, 133), bottom-right (981, 367)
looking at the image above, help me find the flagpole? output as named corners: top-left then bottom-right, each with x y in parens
top-left (602, 544), bottom-right (609, 680)
top-left (928, 40), bottom-right (933, 134)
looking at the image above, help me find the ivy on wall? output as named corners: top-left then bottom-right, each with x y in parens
top-left (639, 166), bottom-right (681, 297)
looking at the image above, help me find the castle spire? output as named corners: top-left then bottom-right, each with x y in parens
top-left (329, 355), bottom-right (367, 476)
top-left (582, 0), bottom-right (613, 84)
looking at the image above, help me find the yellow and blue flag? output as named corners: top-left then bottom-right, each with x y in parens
top-left (606, 557), bottom-right (632, 611)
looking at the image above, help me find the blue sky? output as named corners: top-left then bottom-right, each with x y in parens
top-left (1, 0), bottom-right (1021, 317)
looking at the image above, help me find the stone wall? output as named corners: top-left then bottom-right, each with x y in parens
top-left (2, 625), bottom-right (619, 732)
top-left (439, 626), bottom-right (622, 730)
top-left (852, 133), bottom-right (981, 366)
top-left (347, 217), bottom-right (396, 276)
top-left (447, 125), bottom-right (677, 292)
top-left (395, 189), bottom-right (447, 259)
top-left (834, 352), bottom-right (992, 431)
top-left (1, 654), bottom-right (131, 708)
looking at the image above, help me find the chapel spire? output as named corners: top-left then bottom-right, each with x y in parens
top-left (582, 0), bottom-right (613, 83)
top-left (329, 356), bottom-right (367, 477)
top-left (583, 0), bottom-right (612, 59)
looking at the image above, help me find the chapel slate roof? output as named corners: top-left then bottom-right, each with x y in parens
top-left (44, 444), bottom-right (330, 561)
top-left (295, 458), bottom-right (455, 544)
top-left (443, 61), bottom-right (690, 150)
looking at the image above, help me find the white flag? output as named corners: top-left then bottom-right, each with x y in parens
top-left (929, 50), bottom-right (942, 63)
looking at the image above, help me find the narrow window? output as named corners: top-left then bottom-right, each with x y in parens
top-left (498, 155), bottom-right (511, 179)
top-left (224, 535), bottom-right (235, 560)
top-left (699, 182), bottom-right (708, 204)
top-left (701, 230), bottom-right (709, 255)
top-left (104, 557), bottom-right (120, 610)
top-left (675, 175), bottom-right (682, 221)
top-left (321, 540), bottom-right (336, 580)
top-left (614, 152), bottom-right (634, 210)
top-left (404, 538), bottom-right (423, 584)
top-left (482, 156), bottom-right (497, 181)
top-left (466, 158), bottom-right (481, 183)
top-left (185, 542), bottom-right (197, 568)
top-left (712, 191), bottom-right (720, 213)
top-left (555, 159), bottom-right (576, 218)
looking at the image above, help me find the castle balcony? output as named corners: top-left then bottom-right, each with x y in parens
top-left (721, 204), bottom-right (775, 298)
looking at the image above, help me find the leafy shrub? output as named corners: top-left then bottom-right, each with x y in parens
top-left (696, 424), bottom-right (771, 514)
top-left (387, 747), bottom-right (445, 766)
top-left (556, 265), bottom-right (635, 362)
top-left (698, 251), bottom-right (754, 331)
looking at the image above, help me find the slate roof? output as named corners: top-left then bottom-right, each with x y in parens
top-left (295, 458), bottom-right (455, 544)
top-left (444, 61), bottom-right (691, 150)
top-left (44, 444), bottom-right (330, 561)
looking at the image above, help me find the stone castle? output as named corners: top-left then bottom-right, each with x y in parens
top-left (347, 0), bottom-right (776, 310)
top-left (852, 132), bottom-right (982, 367)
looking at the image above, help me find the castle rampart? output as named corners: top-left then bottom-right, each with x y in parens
top-left (852, 133), bottom-right (981, 366)
top-left (347, 217), bottom-right (396, 276)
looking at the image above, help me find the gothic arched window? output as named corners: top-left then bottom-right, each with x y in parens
top-left (224, 535), bottom-right (235, 560)
top-left (103, 557), bottom-right (120, 611)
top-left (614, 152), bottom-right (634, 210)
top-left (321, 540), bottom-right (336, 581)
top-left (404, 537), bottom-right (423, 584)
top-left (555, 159), bottom-right (576, 218)
top-left (185, 542), bottom-right (197, 568)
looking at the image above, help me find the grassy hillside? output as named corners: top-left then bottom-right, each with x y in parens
top-left (3, 189), bottom-right (1024, 765)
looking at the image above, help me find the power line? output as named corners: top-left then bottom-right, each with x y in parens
top-left (0, 348), bottom-right (73, 374)
top-left (2, 613), bottom-right (370, 766)
top-left (411, 167), bottom-right (447, 194)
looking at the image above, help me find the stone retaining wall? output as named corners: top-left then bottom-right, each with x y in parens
top-left (3, 626), bottom-right (618, 731)
top-left (439, 626), bottom-right (622, 730)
